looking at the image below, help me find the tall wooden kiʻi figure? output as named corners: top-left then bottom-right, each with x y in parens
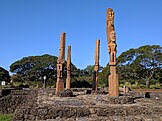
top-left (66, 46), bottom-right (71, 89)
top-left (56, 33), bottom-right (66, 94)
top-left (106, 8), bottom-right (119, 97)
top-left (92, 40), bottom-right (100, 91)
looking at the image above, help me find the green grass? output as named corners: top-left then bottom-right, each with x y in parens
top-left (0, 114), bottom-right (13, 121)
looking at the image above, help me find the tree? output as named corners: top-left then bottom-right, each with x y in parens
top-left (117, 45), bottom-right (162, 88)
top-left (72, 65), bottom-right (94, 87)
top-left (10, 54), bottom-right (58, 82)
top-left (98, 65), bottom-right (109, 87)
top-left (10, 54), bottom-right (78, 87)
top-left (82, 65), bottom-right (94, 76)
top-left (72, 65), bottom-right (104, 88)
top-left (0, 67), bottom-right (10, 83)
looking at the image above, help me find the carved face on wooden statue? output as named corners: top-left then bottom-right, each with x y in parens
top-left (110, 31), bottom-right (116, 42)
top-left (107, 9), bottom-right (114, 26)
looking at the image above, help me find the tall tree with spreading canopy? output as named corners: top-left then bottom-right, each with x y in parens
top-left (0, 67), bottom-right (10, 83)
top-left (117, 45), bottom-right (162, 88)
top-left (99, 45), bottom-right (162, 88)
top-left (10, 54), bottom-right (78, 87)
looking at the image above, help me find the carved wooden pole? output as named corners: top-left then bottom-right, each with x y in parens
top-left (92, 40), bottom-right (100, 91)
top-left (106, 8), bottom-right (119, 97)
top-left (56, 33), bottom-right (66, 94)
top-left (66, 46), bottom-right (71, 89)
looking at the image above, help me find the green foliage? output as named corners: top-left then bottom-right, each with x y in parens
top-left (12, 81), bottom-right (29, 88)
top-left (71, 80), bottom-right (92, 88)
top-left (12, 82), bottom-right (23, 87)
top-left (74, 65), bottom-right (94, 84)
top-left (98, 65), bottom-right (109, 87)
top-left (131, 84), bottom-right (139, 89)
top-left (69, 65), bottom-right (101, 87)
top-left (150, 83), bottom-right (162, 89)
top-left (10, 54), bottom-right (58, 76)
top-left (11, 74), bottom-right (22, 82)
top-left (117, 45), bottom-right (162, 88)
top-left (8, 45), bottom-right (162, 89)
top-left (83, 65), bottom-right (94, 76)
top-left (124, 82), bottom-right (131, 86)
top-left (10, 54), bottom-right (78, 88)
top-left (0, 114), bottom-right (13, 121)
top-left (99, 45), bottom-right (162, 89)
top-left (0, 67), bottom-right (10, 83)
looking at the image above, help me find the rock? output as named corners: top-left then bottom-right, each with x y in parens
top-left (84, 90), bottom-right (91, 94)
top-left (56, 90), bottom-right (73, 97)
top-left (77, 107), bottom-right (90, 117)
top-left (3, 88), bottom-right (161, 121)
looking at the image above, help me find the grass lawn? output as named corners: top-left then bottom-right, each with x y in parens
top-left (0, 114), bottom-right (13, 121)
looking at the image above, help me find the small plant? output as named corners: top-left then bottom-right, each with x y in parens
top-left (0, 114), bottom-right (13, 121)
top-left (150, 83), bottom-right (161, 89)
top-left (12, 82), bottom-right (23, 87)
top-left (124, 82), bottom-right (131, 86)
top-left (131, 83), bottom-right (139, 89)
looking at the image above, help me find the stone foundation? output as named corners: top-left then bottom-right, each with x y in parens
top-left (126, 91), bottom-right (162, 99)
top-left (56, 89), bottom-right (73, 97)
top-left (12, 89), bottom-right (162, 121)
top-left (1, 89), bottom-right (162, 120)
top-left (0, 89), bottom-right (30, 114)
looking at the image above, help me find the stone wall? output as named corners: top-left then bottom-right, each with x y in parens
top-left (13, 101), bottom-right (162, 121)
top-left (14, 106), bottom-right (90, 120)
top-left (0, 88), bottom-right (24, 97)
top-left (149, 92), bottom-right (162, 99)
top-left (127, 91), bottom-right (162, 99)
top-left (12, 89), bottom-right (162, 121)
top-left (0, 89), bottom-right (30, 114)
top-left (1, 89), bottom-right (162, 120)
top-left (0, 88), bottom-right (13, 97)
top-left (13, 89), bottom-right (39, 121)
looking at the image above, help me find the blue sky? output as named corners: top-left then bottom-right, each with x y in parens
top-left (0, 0), bottom-right (162, 71)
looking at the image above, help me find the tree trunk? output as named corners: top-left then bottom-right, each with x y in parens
top-left (146, 80), bottom-right (150, 89)
top-left (145, 73), bottom-right (153, 89)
